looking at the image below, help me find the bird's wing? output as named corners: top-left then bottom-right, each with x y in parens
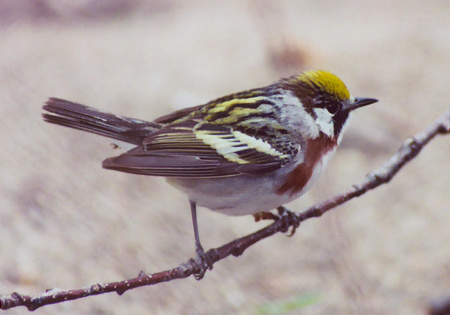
top-left (102, 120), bottom-right (296, 178)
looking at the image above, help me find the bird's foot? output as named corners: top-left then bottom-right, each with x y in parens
top-left (181, 245), bottom-right (216, 280)
top-left (276, 206), bottom-right (300, 236)
top-left (253, 207), bottom-right (300, 236)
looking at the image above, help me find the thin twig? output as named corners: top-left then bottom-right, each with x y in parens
top-left (1, 109), bottom-right (448, 311)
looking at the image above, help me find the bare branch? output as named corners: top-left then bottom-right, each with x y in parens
top-left (1, 109), bottom-right (448, 311)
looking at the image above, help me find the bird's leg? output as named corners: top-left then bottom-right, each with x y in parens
top-left (188, 201), bottom-right (213, 279)
top-left (190, 200), bottom-right (204, 257)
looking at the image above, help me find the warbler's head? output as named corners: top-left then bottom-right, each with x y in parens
top-left (282, 70), bottom-right (377, 140)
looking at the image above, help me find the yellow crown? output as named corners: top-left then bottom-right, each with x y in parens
top-left (297, 70), bottom-right (350, 101)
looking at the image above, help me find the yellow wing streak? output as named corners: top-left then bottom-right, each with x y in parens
top-left (209, 107), bottom-right (264, 124)
top-left (206, 96), bottom-right (266, 114)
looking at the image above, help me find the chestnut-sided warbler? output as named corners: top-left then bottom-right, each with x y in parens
top-left (43, 70), bottom-right (377, 276)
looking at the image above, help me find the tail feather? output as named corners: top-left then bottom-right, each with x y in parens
top-left (43, 98), bottom-right (161, 145)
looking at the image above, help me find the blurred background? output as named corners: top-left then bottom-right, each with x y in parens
top-left (0, 1), bottom-right (449, 314)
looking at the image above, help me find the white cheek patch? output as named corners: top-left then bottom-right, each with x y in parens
top-left (313, 108), bottom-right (334, 138)
top-left (276, 91), bottom-right (320, 139)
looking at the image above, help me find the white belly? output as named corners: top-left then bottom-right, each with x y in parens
top-left (167, 174), bottom-right (292, 216)
top-left (166, 150), bottom-right (334, 216)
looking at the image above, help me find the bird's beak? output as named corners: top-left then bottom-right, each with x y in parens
top-left (344, 97), bottom-right (378, 112)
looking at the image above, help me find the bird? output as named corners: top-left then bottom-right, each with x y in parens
top-left (43, 70), bottom-right (377, 277)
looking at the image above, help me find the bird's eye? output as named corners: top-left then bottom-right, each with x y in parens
top-left (325, 102), bottom-right (340, 115)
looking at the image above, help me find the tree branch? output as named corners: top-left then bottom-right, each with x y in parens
top-left (1, 109), bottom-right (448, 311)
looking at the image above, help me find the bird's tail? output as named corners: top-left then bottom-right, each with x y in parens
top-left (42, 98), bottom-right (161, 145)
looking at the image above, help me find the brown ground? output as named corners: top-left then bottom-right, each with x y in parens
top-left (0, 1), bottom-right (449, 314)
